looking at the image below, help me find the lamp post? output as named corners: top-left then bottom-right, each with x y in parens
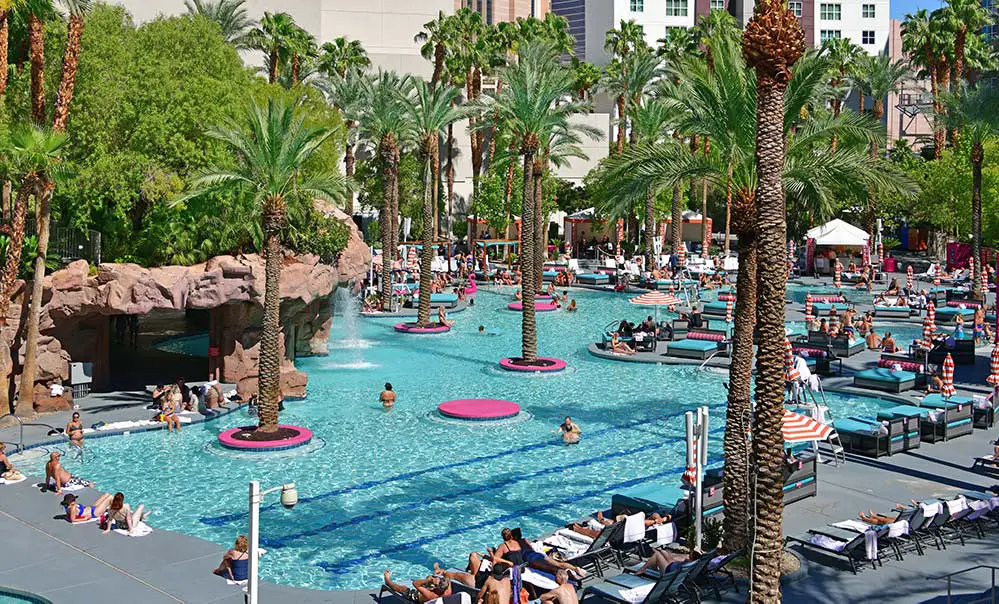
top-left (247, 481), bottom-right (298, 604)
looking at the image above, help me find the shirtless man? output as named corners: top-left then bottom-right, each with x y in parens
top-left (380, 383), bottom-right (397, 409)
top-left (476, 562), bottom-right (512, 604)
top-left (383, 569), bottom-right (451, 604)
top-left (540, 570), bottom-right (578, 604)
top-left (45, 452), bottom-right (92, 494)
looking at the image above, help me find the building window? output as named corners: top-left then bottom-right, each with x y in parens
top-left (862, 30), bottom-right (875, 45)
top-left (788, 1), bottom-right (802, 16)
top-left (820, 30), bottom-right (842, 42)
top-left (819, 3), bottom-right (841, 19)
top-left (862, 3), bottom-right (875, 18)
top-left (710, 0), bottom-right (726, 10)
top-left (665, 0), bottom-right (688, 16)
top-left (630, 0), bottom-right (644, 11)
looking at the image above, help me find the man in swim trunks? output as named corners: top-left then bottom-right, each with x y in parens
top-left (540, 570), bottom-right (578, 604)
top-left (45, 452), bottom-right (93, 494)
top-left (476, 561), bottom-right (512, 604)
top-left (380, 383), bottom-right (397, 408)
top-left (383, 569), bottom-right (451, 603)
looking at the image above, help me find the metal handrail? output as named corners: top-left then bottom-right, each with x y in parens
top-left (929, 565), bottom-right (999, 604)
top-left (0, 413), bottom-right (65, 454)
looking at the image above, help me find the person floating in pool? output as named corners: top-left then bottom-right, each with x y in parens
top-left (477, 325), bottom-right (500, 336)
top-left (437, 306), bottom-right (454, 328)
top-left (566, 299), bottom-right (577, 312)
top-left (554, 416), bottom-right (581, 444)
top-left (380, 383), bottom-right (396, 408)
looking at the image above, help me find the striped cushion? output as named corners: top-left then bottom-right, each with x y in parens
top-left (877, 359), bottom-right (922, 373)
top-left (688, 332), bottom-right (724, 342)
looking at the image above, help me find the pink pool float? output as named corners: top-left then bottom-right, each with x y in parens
top-left (507, 302), bottom-right (558, 312)
top-left (394, 322), bottom-right (451, 334)
top-left (218, 425), bottom-right (313, 451)
top-left (438, 398), bottom-right (521, 421)
top-left (498, 357), bottom-right (568, 373)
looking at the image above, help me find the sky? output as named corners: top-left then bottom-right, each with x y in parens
top-left (890, 0), bottom-right (944, 20)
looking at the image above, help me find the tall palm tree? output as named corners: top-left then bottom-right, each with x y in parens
top-left (902, 10), bottom-right (940, 157)
top-left (571, 58), bottom-right (601, 101)
top-left (20, 0), bottom-right (53, 124)
top-left (604, 20), bottom-right (648, 153)
top-left (406, 79), bottom-right (465, 327)
top-left (0, 0), bottom-right (17, 97)
top-left (742, 0), bottom-right (805, 596)
top-left (944, 86), bottom-right (999, 298)
top-left (450, 8), bottom-right (487, 246)
top-left (860, 54), bottom-right (910, 235)
top-left (478, 42), bottom-right (584, 365)
top-left (414, 11), bottom-right (452, 87)
top-left (176, 99), bottom-right (350, 433)
top-left (360, 71), bottom-right (415, 310)
top-left (317, 37), bottom-right (370, 78)
top-left (286, 25), bottom-right (316, 87)
top-left (52, 0), bottom-right (91, 132)
top-left (945, 0), bottom-right (991, 91)
top-left (244, 12), bottom-right (297, 84)
top-left (13, 127), bottom-right (67, 416)
top-left (629, 100), bottom-right (677, 269)
top-left (821, 38), bottom-right (863, 119)
top-left (183, 0), bottom-right (253, 44)
top-left (318, 69), bottom-right (369, 180)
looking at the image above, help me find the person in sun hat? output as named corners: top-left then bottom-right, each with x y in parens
top-left (60, 492), bottom-right (113, 523)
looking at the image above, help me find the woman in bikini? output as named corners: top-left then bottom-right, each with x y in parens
top-left (492, 528), bottom-right (587, 579)
top-left (61, 492), bottom-right (114, 523)
top-left (974, 307), bottom-right (986, 344)
top-left (162, 386), bottom-right (182, 432)
top-left (66, 412), bottom-right (84, 457)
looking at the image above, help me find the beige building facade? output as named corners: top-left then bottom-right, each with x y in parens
top-left (885, 18), bottom-right (934, 150)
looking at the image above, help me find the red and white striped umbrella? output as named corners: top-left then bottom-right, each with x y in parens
top-left (969, 256), bottom-right (975, 275)
top-left (862, 244), bottom-right (870, 267)
top-left (919, 315), bottom-right (935, 350)
top-left (677, 245), bottom-right (686, 267)
top-left (701, 224), bottom-right (710, 258)
top-left (941, 353), bottom-right (956, 398)
top-left (981, 270), bottom-right (989, 293)
top-left (668, 279), bottom-right (676, 294)
top-left (725, 299), bottom-right (733, 323)
top-left (782, 409), bottom-right (833, 443)
top-left (785, 338), bottom-right (800, 382)
top-left (804, 293), bottom-right (814, 323)
top-left (987, 344), bottom-right (999, 387)
top-left (829, 305), bottom-right (840, 331)
top-left (788, 240), bottom-right (796, 257)
top-left (616, 218), bottom-right (624, 258)
top-left (406, 246), bottom-right (418, 272)
top-left (906, 265), bottom-right (914, 290)
top-left (927, 300), bottom-right (937, 331)
top-left (834, 260), bottom-right (842, 289)
top-left (877, 241), bottom-right (884, 265)
top-left (629, 291), bottom-right (682, 306)
top-left (933, 272), bottom-right (941, 286)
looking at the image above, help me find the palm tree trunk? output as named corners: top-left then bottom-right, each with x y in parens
top-left (446, 127), bottom-right (455, 239)
top-left (53, 15), bottom-right (85, 132)
top-left (0, 181), bottom-right (32, 325)
top-left (504, 142), bottom-right (516, 228)
top-left (700, 184), bottom-right (708, 254)
top-left (520, 151), bottom-right (537, 363)
top-left (344, 140), bottom-right (355, 178)
top-left (857, 90), bottom-right (865, 115)
top-left (671, 185), bottom-right (683, 254)
top-left (28, 14), bottom-right (45, 125)
top-left (432, 133), bottom-right (440, 240)
top-left (291, 54), bottom-right (300, 86)
top-left (380, 205), bottom-right (392, 310)
top-left (749, 67), bottom-right (794, 604)
top-left (417, 150), bottom-right (435, 326)
top-left (724, 170), bottom-right (733, 254)
top-left (616, 96), bottom-right (626, 153)
top-left (723, 218), bottom-right (757, 554)
top-left (934, 62), bottom-right (948, 155)
top-left (866, 139), bottom-right (878, 237)
top-left (0, 11), bottom-right (9, 97)
top-left (644, 186), bottom-right (656, 270)
top-left (391, 150), bottom-right (401, 258)
top-left (18, 178), bottom-right (54, 415)
top-left (971, 144), bottom-right (983, 298)
top-left (533, 162), bottom-right (545, 291)
top-left (256, 228), bottom-right (283, 432)
top-left (268, 49), bottom-right (279, 84)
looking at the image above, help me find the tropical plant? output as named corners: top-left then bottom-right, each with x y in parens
top-left (175, 98), bottom-right (351, 433)
top-left (860, 54), bottom-right (910, 234)
top-left (624, 99), bottom-right (676, 269)
top-left (414, 11), bottom-right (452, 87)
top-left (183, 0), bottom-right (253, 44)
top-left (244, 11), bottom-right (297, 84)
top-left (17, 0), bottom-right (54, 124)
top-left (945, 0), bottom-right (992, 93)
top-left (603, 20), bottom-right (649, 153)
top-left (52, 0), bottom-right (91, 131)
top-left (318, 68), bottom-right (369, 179)
top-left (821, 37), bottom-right (864, 119)
top-left (571, 58), bottom-right (600, 102)
top-left (317, 37), bottom-right (370, 78)
top-left (405, 78), bottom-right (466, 327)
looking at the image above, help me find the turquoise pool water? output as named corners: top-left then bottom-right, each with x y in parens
top-left (152, 332), bottom-right (209, 357)
top-left (13, 288), bottom-right (899, 591)
top-left (0, 588), bottom-right (52, 604)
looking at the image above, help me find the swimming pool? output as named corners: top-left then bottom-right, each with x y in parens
top-left (13, 288), bottom-right (900, 591)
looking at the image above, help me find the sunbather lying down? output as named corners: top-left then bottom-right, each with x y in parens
top-left (858, 509), bottom-right (900, 525)
top-left (568, 510), bottom-right (672, 540)
top-left (632, 548), bottom-right (702, 575)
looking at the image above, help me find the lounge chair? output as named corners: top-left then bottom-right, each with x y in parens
top-left (833, 418), bottom-right (893, 458)
top-left (853, 368), bottom-right (918, 393)
top-left (790, 344), bottom-right (842, 376)
top-left (875, 406), bottom-right (924, 447)
top-left (554, 521), bottom-right (626, 580)
top-left (580, 563), bottom-right (684, 604)
top-left (873, 305), bottom-right (913, 320)
top-left (927, 337), bottom-right (976, 366)
top-left (701, 301), bottom-right (730, 318)
top-left (666, 330), bottom-right (728, 360)
top-left (806, 331), bottom-right (865, 358)
top-left (934, 306), bottom-right (976, 324)
top-left (410, 292), bottom-right (459, 308)
top-left (379, 583), bottom-right (473, 604)
top-left (578, 273), bottom-right (611, 286)
top-left (918, 394), bottom-right (974, 441)
top-left (786, 526), bottom-right (883, 573)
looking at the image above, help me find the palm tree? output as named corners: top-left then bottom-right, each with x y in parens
top-left (318, 69), bottom-right (368, 180)
top-left (414, 11), bottom-right (452, 87)
top-left (629, 100), bottom-right (677, 269)
top-left (19, 0), bottom-right (53, 124)
top-left (478, 42), bottom-right (583, 365)
top-left (821, 38), bottom-right (864, 119)
top-left (604, 20), bottom-right (648, 153)
top-left (13, 127), bottom-right (67, 416)
top-left (860, 54), bottom-right (910, 235)
top-left (571, 58), bottom-right (601, 101)
top-left (742, 0), bottom-right (805, 596)
top-left (317, 37), bottom-right (370, 78)
top-left (286, 25), bottom-right (316, 87)
top-left (183, 0), bottom-right (253, 44)
top-left (244, 12), bottom-right (297, 84)
top-left (944, 86), bottom-right (999, 298)
top-left (52, 0), bottom-right (91, 132)
top-left (902, 10), bottom-right (939, 157)
top-left (945, 0), bottom-right (992, 91)
top-left (176, 99), bottom-right (350, 433)
top-left (360, 71), bottom-right (415, 310)
top-left (406, 79), bottom-right (465, 327)
top-left (0, 0), bottom-right (17, 97)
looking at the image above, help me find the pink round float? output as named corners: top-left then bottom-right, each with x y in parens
top-left (507, 302), bottom-right (558, 312)
top-left (218, 425), bottom-right (313, 451)
top-left (394, 322), bottom-right (451, 334)
top-left (438, 398), bottom-right (521, 421)
top-left (498, 357), bottom-right (568, 373)
top-left (535, 294), bottom-right (553, 300)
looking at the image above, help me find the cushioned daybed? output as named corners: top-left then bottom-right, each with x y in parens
top-left (411, 292), bottom-right (459, 308)
top-left (666, 332), bottom-right (727, 360)
top-left (918, 394), bottom-right (975, 441)
top-left (934, 306), bottom-right (977, 324)
top-left (834, 415), bottom-right (915, 457)
top-left (874, 305), bottom-right (913, 320)
top-left (808, 302), bottom-right (848, 316)
top-left (701, 301), bottom-right (731, 318)
top-left (542, 270), bottom-right (559, 282)
top-left (875, 406), bottom-right (924, 448)
top-left (577, 273), bottom-right (611, 285)
top-left (791, 345), bottom-right (842, 375)
top-left (853, 368), bottom-right (918, 393)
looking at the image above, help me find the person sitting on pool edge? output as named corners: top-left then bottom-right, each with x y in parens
top-left (103, 492), bottom-right (152, 534)
top-left (380, 383), bottom-right (396, 408)
top-left (213, 535), bottom-right (250, 582)
top-left (383, 568), bottom-right (452, 603)
top-left (437, 306), bottom-right (454, 328)
top-left (45, 451), bottom-right (93, 494)
top-left (60, 492), bottom-right (114, 523)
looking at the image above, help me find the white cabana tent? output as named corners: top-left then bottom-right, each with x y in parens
top-left (805, 219), bottom-right (870, 275)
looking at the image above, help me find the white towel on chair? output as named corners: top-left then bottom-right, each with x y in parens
top-left (623, 512), bottom-right (646, 543)
top-left (864, 529), bottom-right (878, 560)
top-left (832, 519), bottom-right (870, 532)
top-left (990, 497), bottom-right (999, 511)
top-left (555, 528), bottom-right (593, 545)
top-left (652, 522), bottom-right (677, 546)
top-left (920, 501), bottom-right (943, 518)
top-left (887, 520), bottom-right (909, 538)
top-left (618, 583), bottom-right (656, 604)
top-left (946, 497), bottom-right (967, 516)
top-left (113, 522), bottom-right (153, 537)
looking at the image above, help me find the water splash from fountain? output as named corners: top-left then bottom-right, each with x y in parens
top-left (331, 287), bottom-right (375, 364)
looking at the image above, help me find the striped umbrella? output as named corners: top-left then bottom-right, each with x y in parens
top-left (725, 299), bottom-right (733, 323)
top-left (668, 279), bottom-right (676, 294)
top-left (406, 246), bottom-right (418, 272)
top-left (616, 218), bottom-right (624, 258)
top-left (941, 353), bottom-right (956, 398)
top-left (981, 269), bottom-right (989, 293)
top-left (877, 241), bottom-right (884, 265)
top-left (927, 300), bottom-right (937, 332)
top-left (834, 260), bottom-right (842, 289)
top-left (785, 338), bottom-right (800, 382)
top-left (969, 256), bottom-right (975, 276)
top-left (788, 240), bottom-right (796, 257)
top-left (829, 305), bottom-right (840, 331)
top-left (630, 290), bottom-right (682, 322)
top-left (933, 271), bottom-right (941, 286)
top-left (920, 315), bottom-right (935, 350)
top-left (677, 245), bottom-right (686, 267)
top-left (782, 409), bottom-right (833, 443)
top-left (701, 221), bottom-right (711, 258)
top-left (804, 293), bottom-right (814, 323)
top-left (862, 244), bottom-right (870, 267)
top-left (987, 344), bottom-right (999, 387)
top-left (907, 265), bottom-right (914, 290)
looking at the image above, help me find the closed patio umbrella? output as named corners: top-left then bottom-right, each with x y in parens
top-left (725, 300), bottom-right (733, 324)
top-left (927, 300), bottom-right (937, 332)
top-left (941, 353), bottom-right (956, 398)
top-left (677, 245), bottom-right (686, 267)
top-left (834, 260), bottom-right (842, 289)
top-left (920, 315), bottom-right (934, 350)
top-left (862, 244), bottom-right (870, 267)
top-left (987, 345), bottom-right (999, 388)
top-left (785, 338), bottom-right (799, 382)
top-left (906, 265), bottom-right (913, 290)
top-left (804, 293), bottom-right (814, 324)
